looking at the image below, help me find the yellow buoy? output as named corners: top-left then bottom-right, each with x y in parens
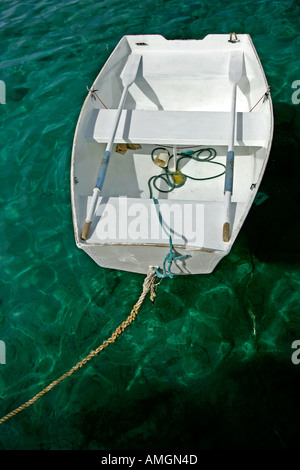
top-left (172, 170), bottom-right (185, 185)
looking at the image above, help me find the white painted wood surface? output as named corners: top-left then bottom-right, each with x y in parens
top-left (93, 109), bottom-right (268, 146)
top-left (71, 34), bottom-right (274, 275)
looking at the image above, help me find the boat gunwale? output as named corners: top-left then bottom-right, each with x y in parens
top-left (78, 240), bottom-right (218, 253)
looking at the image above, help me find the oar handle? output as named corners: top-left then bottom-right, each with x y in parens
top-left (223, 148), bottom-right (235, 242)
top-left (81, 221), bottom-right (92, 240)
top-left (80, 149), bottom-right (111, 240)
top-left (223, 102), bottom-right (236, 243)
top-left (223, 49), bottom-right (243, 243)
top-left (80, 187), bottom-right (99, 240)
top-left (223, 190), bottom-right (232, 242)
top-left (223, 222), bottom-right (230, 242)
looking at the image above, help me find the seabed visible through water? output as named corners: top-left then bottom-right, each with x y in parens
top-left (0, 0), bottom-right (300, 451)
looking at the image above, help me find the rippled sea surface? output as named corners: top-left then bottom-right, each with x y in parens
top-left (0, 0), bottom-right (300, 450)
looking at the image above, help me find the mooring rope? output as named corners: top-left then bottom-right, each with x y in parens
top-left (0, 267), bottom-right (157, 425)
top-left (151, 197), bottom-right (189, 279)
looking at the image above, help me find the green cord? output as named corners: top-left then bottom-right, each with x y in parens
top-left (152, 197), bottom-right (189, 279)
top-left (149, 147), bottom-right (225, 278)
top-left (148, 147), bottom-right (225, 199)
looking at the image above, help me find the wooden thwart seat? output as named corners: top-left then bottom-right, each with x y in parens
top-left (93, 109), bottom-right (268, 147)
top-left (82, 196), bottom-right (248, 251)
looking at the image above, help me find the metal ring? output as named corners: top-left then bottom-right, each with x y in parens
top-left (228, 32), bottom-right (239, 43)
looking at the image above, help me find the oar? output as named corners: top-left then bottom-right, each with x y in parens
top-left (223, 50), bottom-right (244, 242)
top-left (81, 53), bottom-right (142, 240)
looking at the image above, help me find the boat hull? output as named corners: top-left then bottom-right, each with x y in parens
top-left (71, 34), bottom-right (273, 275)
top-left (79, 242), bottom-right (228, 275)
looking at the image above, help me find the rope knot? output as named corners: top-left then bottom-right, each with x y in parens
top-left (154, 236), bottom-right (189, 279)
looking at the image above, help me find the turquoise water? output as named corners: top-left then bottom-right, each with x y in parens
top-left (0, 0), bottom-right (300, 450)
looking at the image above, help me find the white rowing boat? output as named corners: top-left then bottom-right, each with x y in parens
top-left (71, 33), bottom-right (273, 276)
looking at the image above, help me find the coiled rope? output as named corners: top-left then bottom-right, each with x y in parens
top-left (148, 147), bottom-right (225, 278)
top-left (147, 147), bottom-right (226, 199)
top-left (0, 267), bottom-right (157, 425)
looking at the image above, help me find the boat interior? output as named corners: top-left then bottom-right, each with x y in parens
top-left (72, 35), bottom-right (272, 251)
